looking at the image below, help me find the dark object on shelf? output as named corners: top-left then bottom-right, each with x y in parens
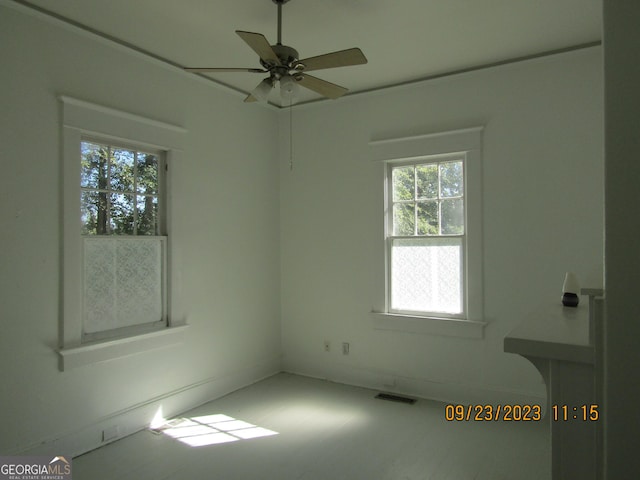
top-left (562, 292), bottom-right (579, 307)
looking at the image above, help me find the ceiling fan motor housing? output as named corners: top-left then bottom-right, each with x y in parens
top-left (261, 44), bottom-right (301, 79)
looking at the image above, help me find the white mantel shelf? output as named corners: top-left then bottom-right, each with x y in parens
top-left (503, 302), bottom-right (593, 364)
top-left (503, 289), bottom-right (604, 480)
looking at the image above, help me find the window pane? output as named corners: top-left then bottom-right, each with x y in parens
top-left (441, 198), bottom-right (464, 234)
top-left (83, 238), bottom-right (117, 332)
top-left (81, 191), bottom-right (97, 235)
top-left (393, 203), bottom-right (415, 236)
top-left (137, 195), bottom-right (159, 235)
top-left (440, 161), bottom-right (464, 198)
top-left (110, 148), bottom-right (135, 192)
top-left (81, 190), bottom-right (109, 235)
top-left (416, 164), bottom-right (438, 199)
top-left (110, 193), bottom-right (135, 234)
top-left (392, 166), bottom-right (415, 201)
top-left (115, 239), bottom-right (163, 326)
top-left (136, 153), bottom-right (159, 194)
top-left (417, 201), bottom-right (438, 235)
top-left (81, 142), bottom-right (108, 189)
top-left (391, 238), bottom-right (463, 314)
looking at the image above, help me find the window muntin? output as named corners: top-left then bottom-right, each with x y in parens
top-left (387, 157), bottom-right (466, 317)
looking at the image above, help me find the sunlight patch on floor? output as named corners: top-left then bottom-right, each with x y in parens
top-left (151, 413), bottom-right (278, 447)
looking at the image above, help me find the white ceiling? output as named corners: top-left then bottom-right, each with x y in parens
top-left (18, 0), bottom-right (602, 106)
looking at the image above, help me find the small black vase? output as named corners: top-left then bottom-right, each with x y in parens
top-left (562, 292), bottom-right (579, 307)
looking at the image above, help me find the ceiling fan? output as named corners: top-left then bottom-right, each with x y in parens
top-left (184, 0), bottom-right (368, 103)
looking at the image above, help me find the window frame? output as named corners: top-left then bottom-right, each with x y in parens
top-left (370, 127), bottom-right (485, 338)
top-left (386, 154), bottom-right (468, 319)
top-left (59, 96), bottom-right (188, 370)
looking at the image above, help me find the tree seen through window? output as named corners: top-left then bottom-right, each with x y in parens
top-left (80, 141), bottom-right (160, 235)
top-left (391, 160), bottom-right (464, 237)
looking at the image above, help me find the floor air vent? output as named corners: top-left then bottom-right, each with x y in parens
top-left (375, 393), bottom-right (417, 405)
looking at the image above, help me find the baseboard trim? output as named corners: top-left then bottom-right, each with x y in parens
top-left (282, 356), bottom-right (546, 408)
top-left (14, 357), bottom-right (282, 458)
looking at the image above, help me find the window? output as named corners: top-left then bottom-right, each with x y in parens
top-left (59, 96), bottom-right (188, 370)
top-left (80, 139), bottom-right (167, 341)
top-left (370, 127), bottom-right (484, 337)
top-left (388, 157), bottom-right (465, 316)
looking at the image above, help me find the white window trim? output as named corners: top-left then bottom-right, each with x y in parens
top-left (59, 96), bottom-right (188, 370)
top-left (369, 127), bottom-right (486, 338)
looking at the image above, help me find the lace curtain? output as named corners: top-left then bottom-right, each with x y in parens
top-left (83, 237), bottom-right (164, 334)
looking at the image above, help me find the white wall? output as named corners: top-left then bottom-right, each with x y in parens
top-left (603, 1), bottom-right (640, 477)
top-left (279, 47), bottom-right (604, 403)
top-left (0, 5), bottom-right (281, 455)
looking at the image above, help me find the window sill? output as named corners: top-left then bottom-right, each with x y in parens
top-left (371, 312), bottom-right (486, 339)
top-left (57, 325), bottom-right (189, 371)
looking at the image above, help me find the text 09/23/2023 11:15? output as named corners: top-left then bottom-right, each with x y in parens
top-left (444, 404), bottom-right (600, 422)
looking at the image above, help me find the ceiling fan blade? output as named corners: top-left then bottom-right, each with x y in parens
top-left (244, 94), bottom-right (258, 103)
top-left (294, 48), bottom-right (367, 72)
top-left (184, 67), bottom-right (266, 73)
top-left (236, 30), bottom-right (281, 65)
top-left (296, 74), bottom-right (348, 99)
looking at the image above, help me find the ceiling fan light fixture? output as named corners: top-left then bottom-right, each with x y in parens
top-left (252, 77), bottom-right (274, 102)
top-left (280, 75), bottom-right (299, 101)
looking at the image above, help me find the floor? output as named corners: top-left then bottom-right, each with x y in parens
top-left (73, 373), bottom-right (550, 480)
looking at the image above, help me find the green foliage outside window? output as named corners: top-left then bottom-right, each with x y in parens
top-left (391, 160), bottom-right (464, 236)
top-left (80, 141), bottom-right (160, 235)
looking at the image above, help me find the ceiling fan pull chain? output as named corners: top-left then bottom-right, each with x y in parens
top-left (289, 100), bottom-right (294, 171)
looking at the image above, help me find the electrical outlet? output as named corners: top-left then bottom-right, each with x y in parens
top-left (324, 340), bottom-right (330, 352)
top-left (342, 342), bottom-right (350, 355)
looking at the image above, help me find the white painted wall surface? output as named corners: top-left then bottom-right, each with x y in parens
top-left (279, 47), bottom-right (604, 404)
top-left (0, 5), bottom-right (281, 455)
